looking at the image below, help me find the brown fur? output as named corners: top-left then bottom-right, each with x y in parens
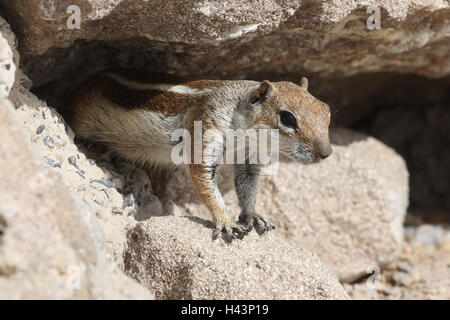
top-left (64, 69), bottom-right (332, 241)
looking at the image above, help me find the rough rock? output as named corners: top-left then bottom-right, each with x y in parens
top-left (1, 15), bottom-right (167, 268)
top-left (166, 128), bottom-right (409, 282)
top-left (0, 0), bottom-right (448, 86)
top-left (9, 79), bottom-right (161, 267)
top-left (124, 216), bottom-right (349, 300)
top-left (0, 97), bottom-right (153, 299)
top-left (0, 16), bottom-right (153, 300)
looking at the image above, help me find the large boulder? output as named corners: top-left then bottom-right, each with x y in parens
top-left (0, 98), bottom-right (153, 299)
top-left (0, 0), bottom-right (448, 85)
top-left (0, 17), bottom-right (153, 300)
top-left (1, 15), bottom-right (165, 269)
top-left (124, 216), bottom-right (349, 299)
top-left (166, 128), bottom-right (409, 282)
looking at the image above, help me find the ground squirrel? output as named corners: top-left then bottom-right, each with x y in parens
top-left (64, 69), bottom-right (332, 241)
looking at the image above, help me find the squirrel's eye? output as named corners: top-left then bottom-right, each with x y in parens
top-left (280, 110), bottom-right (297, 129)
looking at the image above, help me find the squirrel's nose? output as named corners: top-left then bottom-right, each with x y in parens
top-left (317, 141), bottom-right (332, 159)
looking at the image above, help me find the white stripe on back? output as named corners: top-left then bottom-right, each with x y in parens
top-left (104, 73), bottom-right (210, 95)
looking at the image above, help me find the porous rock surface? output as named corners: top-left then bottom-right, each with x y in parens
top-left (167, 128), bottom-right (409, 282)
top-left (0, 16), bottom-right (153, 300)
top-left (124, 216), bottom-right (350, 299)
top-left (0, 96), bottom-right (154, 299)
top-left (0, 0), bottom-right (448, 86)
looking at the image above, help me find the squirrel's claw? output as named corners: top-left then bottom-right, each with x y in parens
top-left (239, 213), bottom-right (275, 235)
top-left (212, 222), bottom-right (248, 242)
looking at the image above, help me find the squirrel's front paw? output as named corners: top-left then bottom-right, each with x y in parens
top-left (239, 212), bottom-right (275, 235)
top-left (212, 219), bottom-right (248, 242)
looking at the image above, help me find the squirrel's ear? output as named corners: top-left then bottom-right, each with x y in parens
top-left (300, 77), bottom-right (308, 91)
top-left (250, 80), bottom-right (273, 104)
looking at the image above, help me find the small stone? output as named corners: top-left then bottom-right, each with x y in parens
top-left (396, 262), bottom-right (412, 273)
top-left (42, 156), bottom-right (61, 168)
top-left (352, 283), bottom-right (369, 294)
top-left (68, 155), bottom-right (78, 168)
top-left (42, 136), bottom-right (55, 149)
top-left (127, 210), bottom-right (137, 217)
top-left (35, 124), bottom-right (45, 134)
top-left (88, 159), bottom-right (96, 166)
top-left (43, 156), bottom-right (55, 167)
top-left (392, 271), bottom-right (413, 287)
top-left (91, 178), bottom-right (113, 189)
top-left (415, 225), bottom-right (445, 244)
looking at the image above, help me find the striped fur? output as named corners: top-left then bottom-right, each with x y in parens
top-left (64, 69), bottom-right (332, 240)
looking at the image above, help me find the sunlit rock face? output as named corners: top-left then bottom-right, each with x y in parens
top-left (0, 0), bottom-right (448, 85)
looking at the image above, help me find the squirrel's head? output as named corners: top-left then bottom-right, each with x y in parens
top-left (245, 77), bottom-right (332, 164)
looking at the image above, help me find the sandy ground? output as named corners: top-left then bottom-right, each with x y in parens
top-left (344, 218), bottom-right (450, 300)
